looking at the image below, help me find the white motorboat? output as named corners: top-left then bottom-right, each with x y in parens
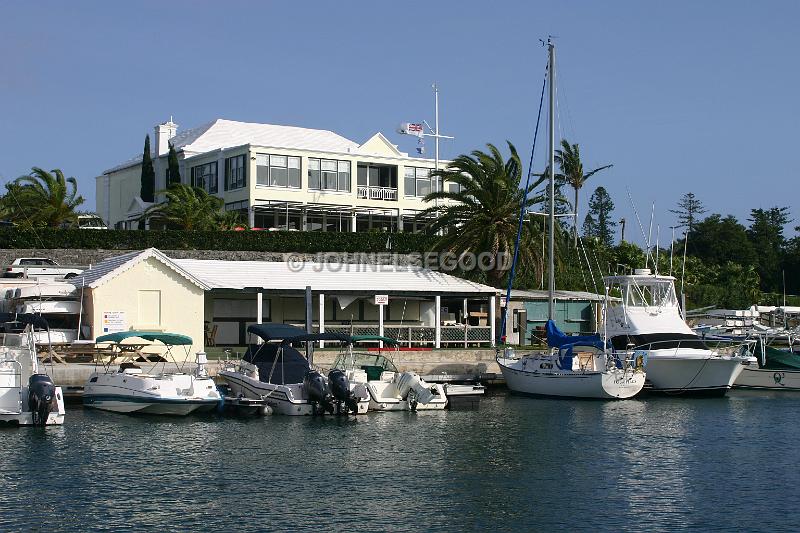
top-left (496, 39), bottom-right (645, 400)
top-left (0, 313), bottom-right (65, 426)
top-left (14, 282), bottom-right (78, 299)
top-left (83, 331), bottom-right (221, 415)
top-left (735, 341), bottom-right (800, 390)
top-left (16, 300), bottom-right (81, 315)
top-left (219, 323), bottom-right (369, 416)
top-left (605, 270), bottom-right (756, 396)
top-left (332, 335), bottom-right (448, 411)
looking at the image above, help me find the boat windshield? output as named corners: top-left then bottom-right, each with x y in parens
top-left (610, 280), bottom-right (678, 308)
top-left (333, 350), bottom-right (398, 374)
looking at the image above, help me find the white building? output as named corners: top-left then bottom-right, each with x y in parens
top-left (97, 118), bottom-right (455, 232)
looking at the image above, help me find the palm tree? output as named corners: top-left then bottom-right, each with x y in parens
top-left (143, 184), bottom-right (231, 230)
top-left (555, 139), bottom-right (612, 247)
top-left (418, 142), bottom-right (548, 284)
top-left (11, 167), bottom-right (85, 227)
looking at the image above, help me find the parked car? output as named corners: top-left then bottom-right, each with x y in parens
top-left (4, 258), bottom-right (83, 279)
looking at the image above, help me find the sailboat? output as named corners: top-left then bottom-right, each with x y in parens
top-left (496, 39), bottom-right (646, 399)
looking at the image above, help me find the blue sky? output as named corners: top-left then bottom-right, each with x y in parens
top-left (1, 1), bottom-right (798, 243)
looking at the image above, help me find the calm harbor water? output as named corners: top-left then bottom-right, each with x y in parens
top-left (1, 390), bottom-right (798, 532)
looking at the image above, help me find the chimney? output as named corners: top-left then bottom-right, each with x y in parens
top-left (154, 117), bottom-right (178, 157)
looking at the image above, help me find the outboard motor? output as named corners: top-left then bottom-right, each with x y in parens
top-left (28, 374), bottom-right (56, 426)
top-left (328, 369), bottom-right (359, 415)
top-left (303, 370), bottom-right (334, 415)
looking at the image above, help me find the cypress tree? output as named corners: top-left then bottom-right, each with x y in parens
top-left (167, 142), bottom-right (181, 186)
top-left (140, 134), bottom-right (155, 202)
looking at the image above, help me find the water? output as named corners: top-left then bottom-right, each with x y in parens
top-left (1, 391), bottom-right (798, 532)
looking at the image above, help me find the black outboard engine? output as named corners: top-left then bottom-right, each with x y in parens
top-left (303, 370), bottom-right (334, 415)
top-left (328, 369), bottom-right (359, 415)
top-left (28, 374), bottom-right (56, 426)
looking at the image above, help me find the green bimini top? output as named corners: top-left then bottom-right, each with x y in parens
top-left (95, 331), bottom-right (193, 346)
top-left (350, 335), bottom-right (398, 346)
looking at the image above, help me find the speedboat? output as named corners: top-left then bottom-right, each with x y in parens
top-left (605, 269), bottom-right (756, 396)
top-left (0, 313), bottom-right (65, 426)
top-left (497, 320), bottom-right (646, 399)
top-left (83, 331), bottom-right (220, 415)
top-left (219, 323), bottom-right (369, 416)
top-left (332, 335), bottom-right (449, 411)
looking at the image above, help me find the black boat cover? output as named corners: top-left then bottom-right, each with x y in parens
top-left (0, 312), bottom-right (49, 330)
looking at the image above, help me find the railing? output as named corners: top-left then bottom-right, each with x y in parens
top-left (356, 186), bottom-right (397, 201)
top-left (618, 338), bottom-right (756, 359)
top-left (298, 324), bottom-right (493, 347)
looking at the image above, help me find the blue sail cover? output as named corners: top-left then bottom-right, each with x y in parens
top-left (545, 320), bottom-right (604, 350)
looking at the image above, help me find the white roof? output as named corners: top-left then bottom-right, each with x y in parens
top-left (173, 258), bottom-right (498, 295)
top-left (71, 248), bottom-right (209, 290)
top-left (104, 119), bottom-right (362, 174)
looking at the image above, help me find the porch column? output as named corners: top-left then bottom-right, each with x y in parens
top-left (248, 206), bottom-right (256, 228)
top-left (435, 295), bottom-right (441, 349)
top-left (256, 292), bottom-right (263, 344)
top-left (301, 208), bottom-right (308, 231)
top-left (397, 210), bottom-right (404, 233)
top-left (489, 294), bottom-right (496, 347)
top-left (319, 293), bottom-right (325, 348)
top-left (463, 297), bottom-right (468, 348)
top-left (378, 301), bottom-right (384, 348)
top-left (351, 211), bottom-right (357, 232)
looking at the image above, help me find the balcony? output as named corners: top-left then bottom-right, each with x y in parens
top-left (357, 186), bottom-right (397, 201)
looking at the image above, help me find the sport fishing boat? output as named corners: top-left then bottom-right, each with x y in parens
top-left (83, 331), bottom-right (220, 415)
top-left (495, 39), bottom-right (645, 399)
top-left (0, 313), bottom-right (65, 426)
top-left (332, 335), bottom-right (449, 411)
top-left (219, 323), bottom-right (369, 416)
top-left (605, 270), bottom-right (756, 396)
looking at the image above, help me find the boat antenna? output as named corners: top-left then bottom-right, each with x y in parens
top-left (645, 202), bottom-right (655, 269)
top-left (654, 225), bottom-right (660, 275)
top-left (679, 229), bottom-right (689, 318)
top-left (499, 56), bottom-right (548, 343)
top-left (626, 186), bottom-right (654, 268)
top-left (668, 225), bottom-right (678, 276)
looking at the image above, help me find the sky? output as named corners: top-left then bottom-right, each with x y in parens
top-left (1, 0), bottom-right (798, 245)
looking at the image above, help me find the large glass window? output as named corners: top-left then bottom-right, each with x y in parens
top-left (256, 154), bottom-right (300, 188)
top-left (404, 167), bottom-right (434, 197)
top-left (309, 158), bottom-right (350, 192)
top-left (190, 162), bottom-right (218, 193)
top-left (225, 155), bottom-right (246, 190)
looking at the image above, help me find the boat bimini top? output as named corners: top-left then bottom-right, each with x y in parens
top-left (95, 331), bottom-right (192, 345)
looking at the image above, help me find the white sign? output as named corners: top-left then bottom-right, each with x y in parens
top-left (374, 294), bottom-right (389, 306)
top-left (399, 122), bottom-right (424, 138)
top-left (101, 311), bottom-right (127, 334)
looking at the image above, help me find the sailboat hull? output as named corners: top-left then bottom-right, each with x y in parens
top-left (497, 357), bottom-right (645, 399)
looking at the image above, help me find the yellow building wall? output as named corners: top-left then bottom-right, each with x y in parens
top-left (88, 257), bottom-right (205, 360)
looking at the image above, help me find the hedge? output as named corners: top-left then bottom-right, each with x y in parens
top-left (0, 228), bottom-right (438, 254)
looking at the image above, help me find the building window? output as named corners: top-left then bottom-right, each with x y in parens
top-left (404, 167), bottom-right (435, 197)
top-left (225, 200), bottom-right (248, 211)
top-left (190, 162), bottom-right (218, 193)
top-left (225, 154), bottom-right (246, 190)
top-left (256, 154), bottom-right (300, 188)
top-left (309, 158), bottom-right (350, 192)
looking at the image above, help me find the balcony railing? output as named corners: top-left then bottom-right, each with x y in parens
top-left (357, 186), bottom-right (397, 201)
top-left (299, 324), bottom-right (492, 347)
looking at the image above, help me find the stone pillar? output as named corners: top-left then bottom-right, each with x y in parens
top-left (248, 206), bottom-right (256, 228)
top-left (435, 295), bottom-right (441, 349)
top-left (397, 210), bottom-right (404, 233)
top-left (351, 211), bottom-right (357, 232)
top-left (301, 208), bottom-right (308, 231)
top-left (378, 302), bottom-right (384, 349)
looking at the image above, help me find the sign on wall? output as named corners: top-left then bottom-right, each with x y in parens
top-left (374, 294), bottom-right (389, 306)
top-left (102, 311), bottom-right (127, 334)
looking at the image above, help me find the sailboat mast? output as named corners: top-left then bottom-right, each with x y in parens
top-left (547, 39), bottom-right (556, 320)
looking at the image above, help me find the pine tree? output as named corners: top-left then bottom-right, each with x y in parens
top-left (167, 142), bottom-right (181, 186)
top-left (140, 134), bottom-right (155, 202)
top-left (670, 192), bottom-right (707, 232)
top-left (582, 186), bottom-right (616, 246)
